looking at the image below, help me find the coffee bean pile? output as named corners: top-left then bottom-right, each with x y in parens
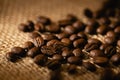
top-left (6, 0), bottom-right (120, 80)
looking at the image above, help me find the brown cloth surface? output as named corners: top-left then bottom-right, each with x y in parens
top-left (0, 0), bottom-right (118, 80)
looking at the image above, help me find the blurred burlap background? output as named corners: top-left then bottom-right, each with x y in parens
top-left (0, 0), bottom-right (113, 80)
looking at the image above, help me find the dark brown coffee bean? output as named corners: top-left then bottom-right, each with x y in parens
top-left (6, 52), bottom-right (20, 62)
top-left (110, 53), bottom-right (120, 65)
top-left (85, 25), bottom-right (96, 34)
top-left (27, 47), bottom-right (40, 58)
top-left (86, 19), bottom-right (99, 27)
top-left (37, 16), bottom-right (51, 25)
top-left (73, 38), bottom-right (87, 48)
top-left (64, 25), bottom-right (76, 34)
top-left (11, 47), bottom-right (26, 57)
top-left (34, 23), bottom-right (44, 32)
top-left (96, 25), bottom-right (108, 35)
top-left (55, 32), bottom-right (69, 39)
top-left (67, 56), bottom-right (82, 65)
top-left (84, 8), bottom-right (93, 18)
top-left (41, 33), bottom-right (56, 41)
top-left (84, 43), bottom-right (99, 52)
top-left (67, 64), bottom-right (77, 74)
top-left (29, 32), bottom-right (40, 39)
top-left (58, 20), bottom-right (71, 27)
top-left (52, 54), bottom-right (63, 61)
top-left (89, 49), bottom-right (105, 58)
top-left (33, 36), bottom-right (44, 47)
top-left (93, 10), bottom-right (105, 19)
top-left (82, 62), bottom-right (96, 72)
top-left (73, 21), bottom-right (85, 31)
top-left (62, 50), bottom-right (73, 58)
top-left (114, 26), bottom-right (120, 34)
top-left (77, 32), bottom-right (87, 39)
top-left (46, 39), bottom-right (59, 46)
top-left (117, 40), bottom-right (120, 47)
top-left (23, 41), bottom-right (34, 51)
top-left (106, 31), bottom-right (116, 38)
top-left (72, 48), bottom-right (84, 58)
top-left (100, 44), bottom-right (110, 50)
top-left (18, 23), bottom-right (31, 32)
top-left (69, 34), bottom-right (79, 41)
top-left (100, 68), bottom-right (115, 80)
top-left (33, 54), bottom-right (47, 66)
top-left (104, 46), bottom-right (116, 58)
top-left (93, 57), bottom-right (109, 66)
top-left (66, 14), bottom-right (78, 23)
top-left (41, 46), bottom-right (56, 57)
top-left (61, 38), bottom-right (72, 46)
top-left (45, 23), bottom-right (60, 33)
top-left (99, 17), bottom-right (111, 25)
top-left (88, 38), bottom-right (102, 45)
top-left (46, 60), bottom-right (61, 70)
top-left (26, 20), bottom-right (34, 31)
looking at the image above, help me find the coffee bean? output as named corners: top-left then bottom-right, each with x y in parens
top-left (104, 36), bottom-right (116, 45)
top-left (82, 62), bottom-right (96, 72)
top-left (69, 34), bottom-right (79, 41)
top-left (96, 25), bottom-right (108, 35)
top-left (117, 40), bottom-right (120, 47)
top-left (18, 23), bottom-right (31, 32)
top-left (93, 57), bottom-right (109, 66)
top-left (100, 44), bottom-right (110, 50)
top-left (37, 16), bottom-right (51, 25)
top-left (46, 60), bottom-right (61, 70)
top-left (88, 38), bottom-right (102, 45)
top-left (84, 43), bottom-right (99, 52)
top-left (55, 32), bottom-right (69, 39)
top-left (66, 14), bottom-right (78, 23)
top-left (99, 17), bottom-right (111, 25)
top-left (23, 41), bottom-right (35, 51)
top-left (73, 38), bottom-right (87, 48)
top-left (114, 26), bottom-right (120, 34)
top-left (46, 39), bottom-right (59, 46)
top-left (104, 46), bottom-right (116, 58)
top-left (67, 64), bottom-right (77, 74)
top-left (41, 33), bottom-right (56, 41)
top-left (106, 31), bottom-right (116, 38)
top-left (89, 49), bottom-right (105, 58)
top-left (27, 47), bottom-right (40, 58)
top-left (72, 48), bottom-right (84, 58)
top-left (52, 54), bottom-right (63, 61)
top-left (29, 32), bottom-right (40, 39)
top-left (84, 8), bottom-right (93, 18)
top-left (64, 25), bottom-right (76, 34)
top-left (67, 56), bottom-right (82, 65)
top-left (26, 20), bottom-right (34, 31)
top-left (77, 32), bottom-right (87, 39)
top-left (72, 21), bottom-right (85, 31)
top-left (41, 46), bottom-right (56, 57)
top-left (86, 19), bottom-right (99, 27)
top-left (33, 36), bottom-right (44, 47)
top-left (62, 50), bottom-right (73, 58)
top-left (34, 23), bottom-right (44, 32)
top-left (85, 25), bottom-right (96, 34)
top-left (33, 54), bottom-right (47, 66)
top-left (110, 53), bottom-right (120, 65)
top-left (58, 20), bottom-right (72, 27)
top-left (11, 47), bottom-right (26, 57)
top-left (61, 38), bottom-right (72, 46)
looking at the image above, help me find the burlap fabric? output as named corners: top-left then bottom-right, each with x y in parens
top-left (1, 0), bottom-right (119, 80)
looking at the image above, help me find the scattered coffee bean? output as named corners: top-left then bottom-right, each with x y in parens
top-left (37, 16), bottom-right (51, 25)
top-left (96, 25), bottom-right (108, 35)
top-left (110, 53), bottom-right (120, 65)
top-left (73, 21), bottom-right (85, 31)
top-left (46, 39), bottom-right (59, 46)
top-left (85, 25), bottom-right (96, 34)
top-left (26, 20), bottom-right (34, 31)
top-left (23, 41), bottom-right (35, 51)
top-left (41, 33), bottom-right (56, 41)
top-left (55, 32), bottom-right (69, 39)
top-left (64, 25), bottom-right (76, 34)
top-left (114, 26), bottom-right (120, 34)
top-left (83, 62), bottom-right (96, 72)
top-left (62, 49), bottom-right (73, 58)
top-left (88, 38), bottom-right (101, 45)
top-left (100, 44), bottom-right (110, 50)
top-left (18, 23), bottom-right (31, 32)
top-left (66, 14), bottom-right (78, 23)
top-left (84, 8), bottom-right (93, 18)
top-left (72, 48), bottom-right (84, 58)
top-left (104, 36), bottom-right (116, 45)
top-left (77, 31), bottom-right (87, 39)
top-left (67, 64), bottom-right (77, 74)
top-left (61, 38), bottom-right (72, 46)
top-left (69, 34), bottom-right (79, 41)
top-left (34, 23), bottom-right (44, 32)
top-left (33, 36), bottom-right (44, 47)
top-left (99, 17), bottom-right (111, 25)
top-left (52, 54), bottom-right (63, 61)
top-left (58, 19), bottom-right (71, 27)
top-left (29, 32), bottom-right (40, 39)
top-left (106, 30), bottom-right (116, 38)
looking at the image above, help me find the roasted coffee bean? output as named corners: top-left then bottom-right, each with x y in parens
top-left (26, 20), bottom-right (34, 31)
top-left (45, 23), bottom-right (60, 33)
top-left (88, 38), bottom-right (102, 45)
top-left (41, 46), bottom-right (56, 57)
top-left (33, 54), bottom-right (47, 66)
top-left (46, 60), bottom-right (61, 70)
top-left (46, 39), bottom-right (59, 46)
top-left (84, 8), bottom-right (93, 18)
top-left (104, 36), bottom-right (116, 45)
top-left (23, 41), bottom-right (34, 51)
top-left (100, 68), bottom-right (115, 80)
top-left (73, 21), bottom-right (85, 31)
top-left (99, 17), bottom-right (111, 25)
top-left (18, 23), bottom-right (31, 32)
top-left (86, 19), bottom-right (99, 27)
top-left (33, 36), bottom-right (44, 47)
top-left (69, 34), bottom-right (79, 41)
top-left (114, 26), bottom-right (120, 34)
top-left (93, 10), bottom-right (105, 19)
top-left (117, 40), bottom-right (120, 47)
top-left (62, 50), bottom-right (73, 58)
top-left (72, 48), bottom-right (84, 58)
top-left (55, 32), bottom-right (69, 40)
top-left (89, 49), bottom-right (105, 58)
top-left (41, 33), bottom-right (56, 41)
top-left (52, 54), bottom-right (63, 61)
top-left (106, 30), bottom-right (116, 38)
top-left (96, 25), bottom-right (108, 35)
top-left (66, 14), bottom-right (78, 23)
top-left (34, 23), bottom-right (44, 32)
top-left (11, 47), bottom-right (26, 57)
top-left (58, 20), bottom-right (71, 27)
top-left (61, 38), bottom-right (72, 46)
top-left (37, 16), bottom-right (51, 25)
top-left (64, 25), bottom-right (76, 34)
top-left (29, 32), bottom-right (40, 39)
top-left (84, 43), bottom-right (99, 52)
top-left (27, 47), bottom-right (40, 58)
top-left (82, 62), bottom-right (96, 72)
top-left (67, 56), bottom-right (82, 65)
top-left (104, 46), bottom-right (116, 58)
top-left (73, 38), bottom-right (87, 48)
top-left (67, 64), bottom-right (77, 74)
top-left (93, 57), bottom-right (109, 66)
top-left (85, 25), bottom-right (96, 34)
top-left (6, 52), bottom-right (20, 62)
top-left (77, 32), bottom-right (87, 39)
top-left (110, 53), bottom-right (120, 65)
top-left (100, 44), bottom-right (110, 50)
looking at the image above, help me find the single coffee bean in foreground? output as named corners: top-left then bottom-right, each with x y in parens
top-left (33, 36), bottom-right (44, 47)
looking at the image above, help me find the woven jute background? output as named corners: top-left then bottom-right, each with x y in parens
top-left (1, 0), bottom-right (119, 80)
